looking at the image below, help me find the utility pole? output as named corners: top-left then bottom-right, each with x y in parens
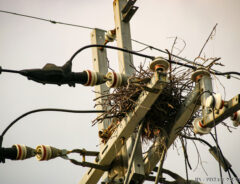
top-left (112, 0), bottom-right (145, 183)
top-left (78, 1), bottom-right (240, 184)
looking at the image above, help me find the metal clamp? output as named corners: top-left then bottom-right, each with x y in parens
top-left (121, 0), bottom-right (138, 22)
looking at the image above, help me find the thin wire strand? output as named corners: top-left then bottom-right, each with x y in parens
top-left (0, 10), bottom-right (94, 30)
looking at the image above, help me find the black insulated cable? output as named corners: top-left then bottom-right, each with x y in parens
top-left (0, 108), bottom-right (106, 163)
top-left (1, 108), bottom-right (106, 138)
top-left (68, 44), bottom-right (155, 62)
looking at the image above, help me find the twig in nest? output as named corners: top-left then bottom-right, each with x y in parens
top-left (198, 23), bottom-right (218, 58)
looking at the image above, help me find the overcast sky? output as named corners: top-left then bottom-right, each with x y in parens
top-left (0, 0), bottom-right (240, 184)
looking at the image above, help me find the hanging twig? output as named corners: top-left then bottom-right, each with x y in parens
top-left (198, 23), bottom-right (218, 58)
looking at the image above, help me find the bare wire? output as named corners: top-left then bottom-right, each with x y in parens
top-left (0, 10), bottom-right (94, 30)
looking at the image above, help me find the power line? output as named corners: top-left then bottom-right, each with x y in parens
top-left (1, 10), bottom-right (240, 80)
top-left (0, 10), bottom-right (94, 30)
top-left (1, 108), bottom-right (105, 138)
top-left (132, 39), bottom-right (240, 81)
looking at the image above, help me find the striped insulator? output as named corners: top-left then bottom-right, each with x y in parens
top-left (106, 72), bottom-right (128, 88)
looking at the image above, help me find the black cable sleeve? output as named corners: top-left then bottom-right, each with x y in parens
top-left (72, 71), bottom-right (88, 85)
top-left (1, 147), bottom-right (17, 160)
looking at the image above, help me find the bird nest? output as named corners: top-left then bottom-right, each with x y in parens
top-left (93, 63), bottom-right (198, 143)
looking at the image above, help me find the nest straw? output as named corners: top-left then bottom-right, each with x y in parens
top-left (93, 62), bottom-right (199, 143)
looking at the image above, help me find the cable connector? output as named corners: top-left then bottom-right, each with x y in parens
top-left (19, 60), bottom-right (107, 87)
top-left (0, 144), bottom-right (35, 163)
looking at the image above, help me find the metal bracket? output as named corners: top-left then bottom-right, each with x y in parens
top-left (121, 0), bottom-right (138, 22)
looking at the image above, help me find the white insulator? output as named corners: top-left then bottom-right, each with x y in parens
top-left (36, 145), bottom-right (52, 161)
top-left (106, 72), bottom-right (128, 88)
top-left (84, 70), bottom-right (98, 86)
top-left (149, 57), bottom-right (169, 72)
top-left (231, 110), bottom-right (240, 127)
top-left (205, 93), bottom-right (224, 110)
top-left (105, 30), bottom-right (116, 42)
top-left (14, 144), bottom-right (27, 160)
top-left (192, 117), bottom-right (211, 135)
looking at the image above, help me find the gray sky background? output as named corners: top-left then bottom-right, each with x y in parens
top-left (0, 0), bottom-right (240, 184)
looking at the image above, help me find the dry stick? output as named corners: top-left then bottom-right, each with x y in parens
top-left (206, 57), bottom-right (221, 69)
top-left (198, 23), bottom-right (218, 58)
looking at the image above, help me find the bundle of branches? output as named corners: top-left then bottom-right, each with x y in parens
top-left (93, 63), bottom-right (198, 142)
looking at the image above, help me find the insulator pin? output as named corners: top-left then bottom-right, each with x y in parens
top-left (104, 30), bottom-right (116, 42)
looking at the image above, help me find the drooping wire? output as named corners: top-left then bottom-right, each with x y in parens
top-left (68, 44), bottom-right (155, 62)
top-left (0, 108), bottom-right (106, 148)
top-left (0, 10), bottom-right (94, 30)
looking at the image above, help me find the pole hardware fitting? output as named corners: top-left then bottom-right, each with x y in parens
top-left (121, 0), bottom-right (138, 23)
top-left (191, 68), bottom-right (210, 82)
top-left (106, 71), bottom-right (129, 88)
top-left (71, 148), bottom-right (99, 162)
top-left (231, 110), bottom-right (240, 127)
top-left (192, 117), bottom-right (211, 135)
